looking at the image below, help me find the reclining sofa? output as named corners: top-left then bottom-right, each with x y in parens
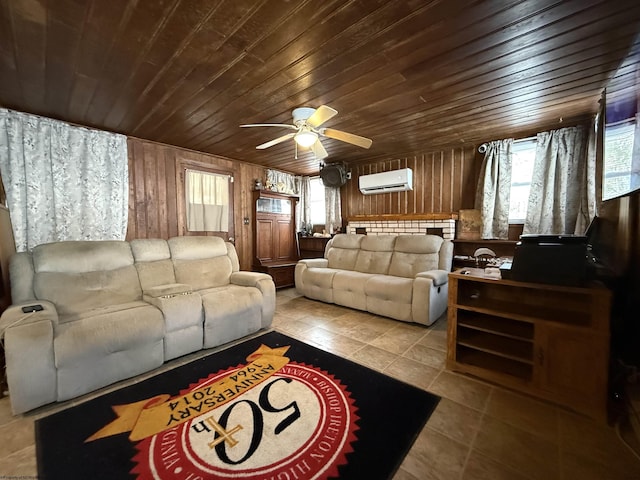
top-left (295, 234), bottom-right (453, 326)
top-left (0, 236), bottom-right (275, 414)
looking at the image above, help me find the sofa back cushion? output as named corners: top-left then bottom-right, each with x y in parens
top-left (31, 241), bottom-right (142, 319)
top-left (354, 235), bottom-right (396, 274)
top-left (326, 234), bottom-right (364, 270)
top-left (388, 235), bottom-right (444, 278)
top-left (168, 236), bottom-right (232, 290)
top-left (130, 239), bottom-right (176, 290)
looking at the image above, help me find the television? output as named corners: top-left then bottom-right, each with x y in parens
top-left (602, 38), bottom-right (640, 201)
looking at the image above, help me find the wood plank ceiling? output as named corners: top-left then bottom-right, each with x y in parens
top-left (1, 0), bottom-right (640, 176)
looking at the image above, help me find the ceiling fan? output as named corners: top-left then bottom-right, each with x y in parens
top-left (240, 105), bottom-right (372, 159)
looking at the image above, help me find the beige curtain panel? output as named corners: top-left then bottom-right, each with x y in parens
top-left (185, 170), bottom-right (229, 232)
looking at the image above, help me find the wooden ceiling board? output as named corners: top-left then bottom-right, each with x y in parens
top-left (1, 0), bottom-right (640, 176)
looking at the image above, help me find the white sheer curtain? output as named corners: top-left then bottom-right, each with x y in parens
top-left (185, 169), bottom-right (229, 232)
top-left (325, 187), bottom-right (342, 234)
top-left (474, 139), bottom-right (513, 239)
top-left (296, 176), bottom-right (311, 232)
top-left (524, 126), bottom-right (588, 235)
top-left (0, 109), bottom-right (128, 252)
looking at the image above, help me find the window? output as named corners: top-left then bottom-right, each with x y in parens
top-left (176, 158), bottom-right (234, 240)
top-left (603, 120), bottom-right (636, 200)
top-left (508, 138), bottom-right (536, 223)
top-left (185, 169), bottom-right (229, 232)
top-left (309, 177), bottom-right (326, 226)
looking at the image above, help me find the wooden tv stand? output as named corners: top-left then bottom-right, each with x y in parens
top-left (447, 269), bottom-right (611, 421)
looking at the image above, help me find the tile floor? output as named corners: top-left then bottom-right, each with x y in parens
top-left (1, 287), bottom-right (639, 479)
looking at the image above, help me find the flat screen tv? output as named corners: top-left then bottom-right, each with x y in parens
top-left (602, 39), bottom-right (640, 201)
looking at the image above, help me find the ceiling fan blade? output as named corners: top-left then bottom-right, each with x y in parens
top-left (321, 128), bottom-right (372, 149)
top-left (306, 105), bottom-right (338, 128)
top-left (240, 123), bottom-right (297, 130)
top-left (256, 133), bottom-right (296, 149)
top-left (311, 139), bottom-right (328, 159)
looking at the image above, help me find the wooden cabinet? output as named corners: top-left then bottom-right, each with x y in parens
top-left (252, 191), bottom-right (299, 288)
top-left (298, 235), bottom-right (331, 259)
top-left (447, 270), bottom-right (611, 420)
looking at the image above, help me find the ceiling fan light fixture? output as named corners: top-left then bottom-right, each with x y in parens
top-left (294, 131), bottom-right (318, 148)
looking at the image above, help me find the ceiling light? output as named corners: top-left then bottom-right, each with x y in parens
top-left (294, 131), bottom-right (318, 148)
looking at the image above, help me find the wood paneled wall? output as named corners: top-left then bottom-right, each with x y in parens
top-left (342, 146), bottom-right (479, 219)
top-left (597, 193), bottom-right (640, 365)
top-left (126, 137), bottom-right (265, 270)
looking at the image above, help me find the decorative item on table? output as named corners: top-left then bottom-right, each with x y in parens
top-left (254, 178), bottom-right (263, 190)
top-left (484, 267), bottom-right (502, 280)
top-left (473, 247), bottom-right (496, 268)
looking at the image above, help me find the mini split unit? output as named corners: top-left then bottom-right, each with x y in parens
top-left (358, 168), bottom-right (413, 195)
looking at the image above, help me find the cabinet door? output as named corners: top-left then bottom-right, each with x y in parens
top-left (275, 219), bottom-right (294, 260)
top-left (256, 218), bottom-right (276, 262)
top-left (537, 325), bottom-right (608, 401)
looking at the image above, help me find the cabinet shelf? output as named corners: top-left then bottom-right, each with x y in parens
top-left (456, 346), bottom-right (533, 381)
top-left (457, 328), bottom-right (533, 364)
top-left (456, 300), bottom-right (592, 326)
top-left (457, 311), bottom-right (534, 342)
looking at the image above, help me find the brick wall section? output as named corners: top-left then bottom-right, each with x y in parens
top-left (346, 219), bottom-right (455, 240)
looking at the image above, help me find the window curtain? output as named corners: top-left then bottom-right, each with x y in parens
top-left (523, 126), bottom-right (588, 235)
top-left (185, 169), bottom-right (229, 232)
top-left (296, 175), bottom-right (311, 232)
top-left (266, 169), bottom-right (296, 194)
top-left (325, 187), bottom-right (342, 234)
top-left (574, 115), bottom-right (599, 234)
top-left (475, 139), bottom-right (513, 239)
top-left (0, 109), bottom-right (128, 252)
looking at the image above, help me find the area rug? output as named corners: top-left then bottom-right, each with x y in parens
top-left (36, 330), bottom-right (440, 479)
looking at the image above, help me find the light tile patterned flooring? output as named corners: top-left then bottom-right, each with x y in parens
top-left (1, 287), bottom-right (639, 479)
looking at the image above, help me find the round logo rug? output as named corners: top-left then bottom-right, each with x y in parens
top-left (81, 345), bottom-right (358, 479)
top-left (132, 362), bottom-right (358, 479)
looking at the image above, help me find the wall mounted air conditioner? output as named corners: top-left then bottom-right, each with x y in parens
top-left (358, 168), bottom-right (413, 195)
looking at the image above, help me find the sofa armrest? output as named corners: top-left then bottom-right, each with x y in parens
top-left (143, 283), bottom-right (193, 299)
top-left (0, 300), bottom-right (59, 335)
top-left (297, 258), bottom-right (329, 268)
top-left (1, 301), bottom-right (58, 414)
top-left (415, 269), bottom-right (449, 287)
top-left (230, 271), bottom-right (275, 329)
top-left (230, 271), bottom-right (273, 287)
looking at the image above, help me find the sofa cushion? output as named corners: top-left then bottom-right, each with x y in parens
top-left (131, 239), bottom-right (177, 289)
top-left (333, 270), bottom-right (374, 310)
top-left (33, 240), bottom-right (134, 273)
top-left (135, 259), bottom-right (176, 290)
top-left (388, 235), bottom-right (443, 278)
top-left (354, 236), bottom-right (396, 274)
top-left (326, 234), bottom-right (364, 270)
top-left (168, 236), bottom-right (227, 260)
top-left (169, 236), bottom-right (232, 290)
top-left (200, 285), bottom-right (262, 348)
top-left (31, 241), bottom-right (142, 318)
top-left (54, 302), bottom-right (164, 367)
top-left (299, 267), bottom-right (338, 303)
top-left (365, 275), bottom-right (413, 304)
top-left (130, 238), bottom-right (171, 262)
top-left (34, 266), bottom-right (142, 319)
top-left (365, 275), bottom-right (414, 321)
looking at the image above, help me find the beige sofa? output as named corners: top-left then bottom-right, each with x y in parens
top-left (295, 234), bottom-right (453, 326)
top-left (0, 236), bottom-right (275, 414)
